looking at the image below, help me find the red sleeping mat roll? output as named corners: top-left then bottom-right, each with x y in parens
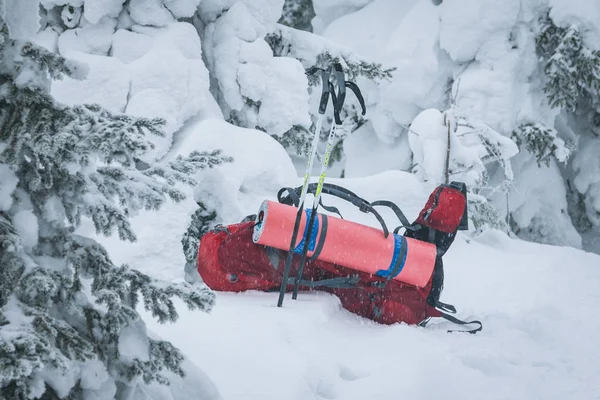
top-left (252, 200), bottom-right (437, 288)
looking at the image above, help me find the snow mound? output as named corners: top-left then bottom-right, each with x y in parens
top-left (343, 120), bottom-right (413, 178)
top-left (549, 0), bottom-right (600, 49)
top-left (3, 0), bottom-right (41, 40)
top-left (0, 164), bottom-right (18, 212)
top-left (312, 0), bottom-right (375, 34)
top-left (203, 1), bottom-right (310, 136)
top-left (53, 21), bottom-right (218, 163)
top-left (322, 0), bottom-right (451, 143)
top-left (168, 118), bottom-right (298, 223)
top-left (51, 52), bottom-right (130, 113)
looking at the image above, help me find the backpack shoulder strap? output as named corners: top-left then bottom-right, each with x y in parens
top-left (277, 183), bottom-right (391, 238)
top-left (370, 200), bottom-right (417, 233)
top-left (439, 313), bottom-right (483, 334)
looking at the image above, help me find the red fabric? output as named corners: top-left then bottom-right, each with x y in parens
top-left (197, 222), bottom-right (441, 326)
top-left (415, 186), bottom-right (466, 233)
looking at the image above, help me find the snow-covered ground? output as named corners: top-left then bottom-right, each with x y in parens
top-left (90, 122), bottom-right (600, 400)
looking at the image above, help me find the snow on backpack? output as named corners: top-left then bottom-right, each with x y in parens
top-left (196, 182), bottom-right (482, 333)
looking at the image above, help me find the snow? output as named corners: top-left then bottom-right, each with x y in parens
top-left (343, 120), bottom-right (413, 178)
top-left (408, 108), bottom-right (448, 184)
top-left (125, 42), bottom-right (213, 161)
top-left (199, 0), bottom-right (284, 28)
top-left (57, 16), bottom-right (117, 56)
top-left (94, 155), bottom-right (600, 400)
top-left (438, 0), bottom-right (520, 63)
top-left (572, 136), bottom-right (600, 227)
top-left (203, 0), bottom-right (310, 136)
top-left (163, 0), bottom-right (202, 19)
top-left (128, 0), bottom-right (174, 26)
top-left (118, 320), bottom-right (150, 363)
top-left (110, 29), bottom-right (153, 63)
top-left (83, 0), bottom-right (125, 25)
top-left (34, 27), bottom-right (60, 53)
top-left (256, 57), bottom-right (311, 136)
top-left (549, 0), bottom-right (600, 49)
top-left (12, 209), bottom-right (38, 250)
top-left (40, 0), bottom-right (83, 8)
top-left (122, 357), bottom-right (221, 400)
top-left (51, 52), bottom-right (130, 113)
top-left (84, 118), bottom-right (296, 281)
top-left (321, 0), bottom-right (419, 61)
top-left (0, 164), bottom-right (18, 212)
top-left (170, 118), bottom-right (298, 222)
top-left (3, 0), bottom-right (41, 40)
top-left (74, 111), bottom-right (600, 399)
top-left (322, 0), bottom-right (451, 143)
top-left (9, 1), bottom-right (600, 398)
top-left (312, 0), bottom-right (375, 34)
top-left (502, 151), bottom-right (582, 249)
top-left (52, 20), bottom-right (216, 163)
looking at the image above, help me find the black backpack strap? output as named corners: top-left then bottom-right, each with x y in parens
top-left (277, 186), bottom-right (300, 206)
top-left (318, 198), bottom-right (344, 219)
top-left (309, 213), bottom-right (328, 262)
top-left (277, 183), bottom-right (390, 238)
top-left (439, 313), bottom-right (483, 334)
top-left (288, 275), bottom-right (360, 289)
top-left (371, 200), bottom-right (418, 233)
top-left (422, 296), bottom-right (483, 334)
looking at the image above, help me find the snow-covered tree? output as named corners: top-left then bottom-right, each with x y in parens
top-left (0, 12), bottom-right (227, 398)
top-left (279, 0), bottom-right (315, 32)
top-left (265, 23), bottom-right (394, 158)
top-left (511, 122), bottom-right (573, 168)
top-left (181, 201), bottom-right (218, 285)
top-left (35, 0), bottom-right (218, 164)
top-left (407, 101), bottom-right (519, 232)
top-left (535, 12), bottom-right (600, 236)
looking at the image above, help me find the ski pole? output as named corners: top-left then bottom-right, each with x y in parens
top-left (291, 64), bottom-right (367, 300)
top-left (277, 66), bottom-right (332, 308)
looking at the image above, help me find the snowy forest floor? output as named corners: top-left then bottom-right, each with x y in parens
top-left (84, 123), bottom-right (600, 399)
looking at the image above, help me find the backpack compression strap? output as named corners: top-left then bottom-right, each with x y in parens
top-left (421, 297), bottom-right (483, 334)
top-left (277, 183), bottom-right (391, 238)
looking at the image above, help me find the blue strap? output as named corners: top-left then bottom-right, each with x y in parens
top-left (375, 234), bottom-right (408, 279)
top-left (293, 209), bottom-right (319, 254)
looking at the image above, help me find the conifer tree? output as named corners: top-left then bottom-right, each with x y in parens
top-left (0, 14), bottom-right (227, 399)
top-left (279, 0), bottom-right (316, 32)
top-left (535, 14), bottom-right (600, 232)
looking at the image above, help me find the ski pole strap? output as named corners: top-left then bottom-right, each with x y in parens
top-left (345, 81), bottom-right (366, 116)
top-left (329, 82), bottom-right (343, 125)
top-left (306, 66), bottom-right (332, 115)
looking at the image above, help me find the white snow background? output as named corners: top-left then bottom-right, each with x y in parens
top-left (8, 0), bottom-right (600, 398)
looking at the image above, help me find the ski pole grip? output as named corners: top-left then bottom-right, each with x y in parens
top-left (318, 69), bottom-right (331, 115)
top-left (333, 63), bottom-right (346, 122)
top-left (328, 82), bottom-right (343, 125)
top-left (345, 81), bottom-right (366, 116)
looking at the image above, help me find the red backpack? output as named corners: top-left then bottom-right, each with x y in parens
top-left (196, 182), bottom-right (482, 333)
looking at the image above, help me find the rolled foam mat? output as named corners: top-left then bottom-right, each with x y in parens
top-left (252, 200), bottom-right (436, 288)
